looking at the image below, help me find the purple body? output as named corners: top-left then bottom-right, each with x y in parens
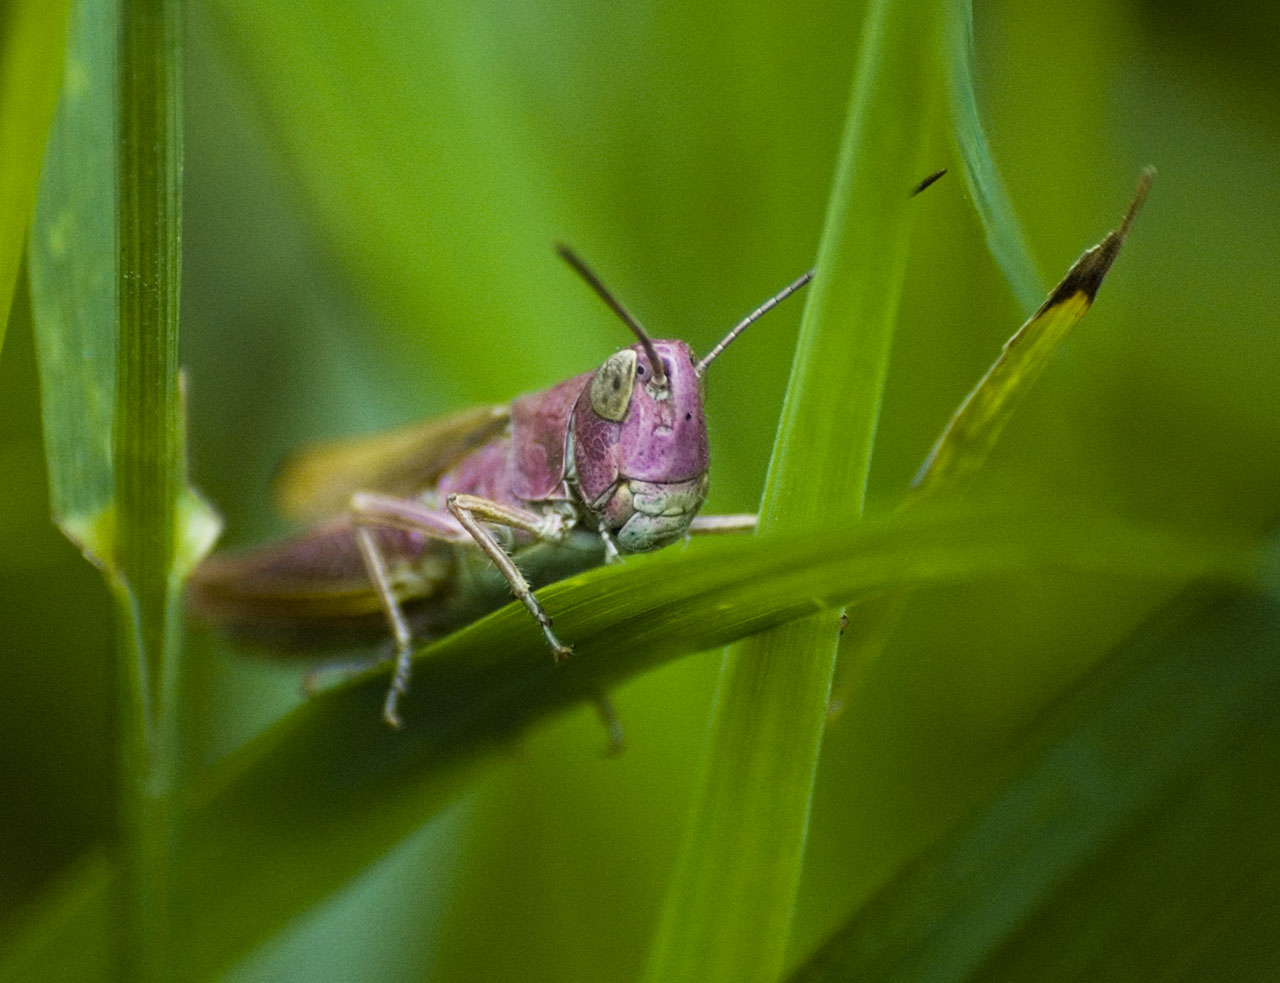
top-left (510, 372), bottom-right (590, 501)
top-left (188, 337), bottom-right (716, 645)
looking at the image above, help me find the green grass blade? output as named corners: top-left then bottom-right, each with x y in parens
top-left (641, 2), bottom-right (942, 980)
top-left (28, 1), bottom-right (216, 978)
top-left (2, 505), bottom-right (1256, 980)
top-left (28, 0), bottom-right (117, 537)
top-left (913, 169), bottom-right (1153, 493)
top-left (0, 0), bottom-right (68, 356)
top-left (787, 587), bottom-right (1280, 983)
top-left (187, 511), bottom-right (1244, 981)
top-left (109, 1), bottom-right (188, 978)
top-left (944, 0), bottom-right (1043, 312)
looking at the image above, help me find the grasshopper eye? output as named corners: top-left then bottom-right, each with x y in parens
top-left (590, 349), bottom-right (637, 421)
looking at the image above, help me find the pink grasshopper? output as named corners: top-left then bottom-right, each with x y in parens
top-left (189, 246), bottom-right (811, 727)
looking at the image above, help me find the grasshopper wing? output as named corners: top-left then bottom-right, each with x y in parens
top-left (273, 403), bottom-right (511, 522)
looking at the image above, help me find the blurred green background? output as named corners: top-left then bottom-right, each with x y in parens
top-left (2, 0), bottom-right (1278, 980)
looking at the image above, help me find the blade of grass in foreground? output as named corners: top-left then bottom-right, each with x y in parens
top-left (787, 586), bottom-right (1280, 983)
top-left (0, 0), bottom-right (68, 355)
top-left (110, 4), bottom-right (190, 977)
top-left (30, 0), bottom-right (217, 979)
top-left (115, 0), bottom-right (186, 978)
top-left (0, 505), bottom-right (1259, 981)
top-left (639, 2), bottom-right (943, 978)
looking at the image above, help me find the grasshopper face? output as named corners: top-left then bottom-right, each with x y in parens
top-left (574, 339), bottom-right (710, 552)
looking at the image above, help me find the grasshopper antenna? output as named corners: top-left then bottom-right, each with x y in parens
top-left (695, 270), bottom-right (813, 376)
top-left (556, 243), bottom-right (668, 388)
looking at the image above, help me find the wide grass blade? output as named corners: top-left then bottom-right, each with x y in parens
top-left (28, 0), bottom-right (118, 545)
top-left (0, 0), bottom-right (68, 356)
top-left (0, 505), bottom-right (1257, 980)
top-left (0, 853), bottom-right (113, 983)
top-left (787, 585), bottom-right (1280, 983)
top-left (640, 2), bottom-right (943, 980)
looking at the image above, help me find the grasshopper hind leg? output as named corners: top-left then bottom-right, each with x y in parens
top-left (353, 524), bottom-right (419, 728)
top-left (350, 490), bottom-right (577, 727)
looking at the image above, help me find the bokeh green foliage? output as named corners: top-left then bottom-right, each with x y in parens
top-left (2, 0), bottom-right (1279, 980)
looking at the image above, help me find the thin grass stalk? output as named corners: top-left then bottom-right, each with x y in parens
top-left (111, 0), bottom-right (184, 978)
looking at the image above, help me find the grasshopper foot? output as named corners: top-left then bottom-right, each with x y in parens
top-left (383, 685), bottom-right (406, 730)
top-left (533, 608), bottom-right (573, 661)
top-left (547, 633), bottom-right (574, 663)
top-left (599, 528), bottom-right (622, 565)
top-left (383, 642), bottom-right (414, 729)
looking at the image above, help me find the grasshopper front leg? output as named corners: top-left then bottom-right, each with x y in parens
top-left (445, 493), bottom-right (574, 662)
top-left (350, 491), bottom-right (572, 727)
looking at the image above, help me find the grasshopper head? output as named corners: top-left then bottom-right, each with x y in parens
top-left (556, 244), bottom-right (811, 552)
top-left (574, 338), bottom-right (710, 551)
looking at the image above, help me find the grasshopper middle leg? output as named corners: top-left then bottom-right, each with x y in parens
top-left (352, 525), bottom-right (417, 727)
top-left (350, 492), bottom-right (471, 728)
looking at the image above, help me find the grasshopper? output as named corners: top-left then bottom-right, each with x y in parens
top-left (188, 246), bottom-right (811, 728)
